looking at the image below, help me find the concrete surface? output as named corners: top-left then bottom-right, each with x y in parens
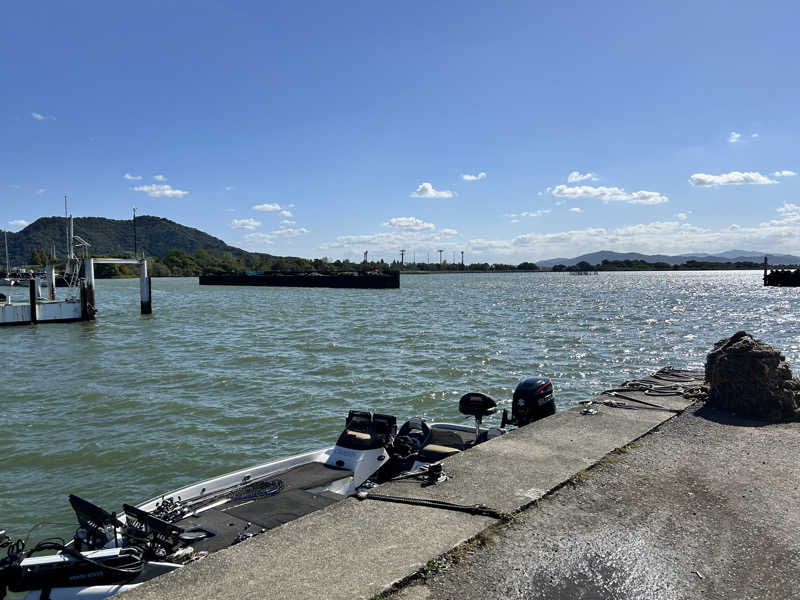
top-left (122, 371), bottom-right (706, 600)
top-left (392, 403), bottom-right (800, 600)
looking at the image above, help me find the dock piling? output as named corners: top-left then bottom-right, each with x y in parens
top-left (140, 259), bottom-right (151, 315)
top-left (28, 280), bottom-right (37, 324)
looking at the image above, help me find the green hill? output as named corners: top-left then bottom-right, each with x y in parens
top-left (1, 216), bottom-right (367, 277)
top-left (3, 215), bottom-right (256, 266)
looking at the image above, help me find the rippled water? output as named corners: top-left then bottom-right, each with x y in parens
top-left (1, 271), bottom-right (798, 541)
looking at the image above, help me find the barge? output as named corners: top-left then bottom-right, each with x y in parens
top-left (762, 256), bottom-right (800, 287)
top-left (198, 270), bottom-right (400, 289)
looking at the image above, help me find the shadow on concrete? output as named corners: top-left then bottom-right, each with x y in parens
top-left (693, 402), bottom-right (772, 428)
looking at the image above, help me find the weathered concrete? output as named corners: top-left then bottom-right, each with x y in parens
top-left (122, 371), bottom-right (703, 600)
top-left (392, 403), bottom-right (800, 600)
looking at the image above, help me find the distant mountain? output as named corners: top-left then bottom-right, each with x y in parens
top-left (2, 216), bottom-right (264, 266)
top-left (537, 250), bottom-right (800, 268)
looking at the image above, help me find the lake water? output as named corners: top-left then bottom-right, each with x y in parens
top-left (1, 271), bottom-right (798, 542)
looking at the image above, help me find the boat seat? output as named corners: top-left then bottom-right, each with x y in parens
top-left (338, 430), bottom-right (371, 445)
top-left (417, 444), bottom-right (460, 463)
top-left (417, 429), bottom-right (466, 463)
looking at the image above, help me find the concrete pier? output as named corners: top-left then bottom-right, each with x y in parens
top-left (393, 402), bottom-right (800, 600)
top-left (123, 369), bottom-right (736, 600)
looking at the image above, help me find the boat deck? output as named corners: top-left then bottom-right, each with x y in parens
top-left (174, 462), bottom-right (351, 553)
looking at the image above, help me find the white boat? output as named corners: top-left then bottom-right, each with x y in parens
top-left (0, 381), bottom-right (556, 599)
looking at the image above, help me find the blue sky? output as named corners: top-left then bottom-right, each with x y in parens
top-left (2, 1), bottom-right (798, 263)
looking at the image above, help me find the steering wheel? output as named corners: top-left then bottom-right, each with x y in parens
top-left (394, 417), bottom-right (431, 458)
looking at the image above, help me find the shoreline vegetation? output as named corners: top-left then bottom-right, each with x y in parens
top-left (20, 249), bottom-right (775, 279)
top-left (8, 216), bottom-right (794, 279)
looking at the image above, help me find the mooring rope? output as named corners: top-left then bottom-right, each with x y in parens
top-left (356, 491), bottom-right (507, 520)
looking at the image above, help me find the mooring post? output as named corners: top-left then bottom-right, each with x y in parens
top-left (80, 280), bottom-right (88, 320)
top-left (139, 259), bottom-right (152, 314)
top-left (84, 258), bottom-right (96, 320)
top-left (46, 263), bottom-right (56, 301)
top-left (763, 256), bottom-right (768, 285)
top-left (28, 279), bottom-right (37, 324)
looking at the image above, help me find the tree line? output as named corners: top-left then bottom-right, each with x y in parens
top-left (23, 247), bottom-right (766, 278)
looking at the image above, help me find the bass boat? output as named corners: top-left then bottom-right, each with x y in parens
top-left (0, 378), bottom-right (555, 599)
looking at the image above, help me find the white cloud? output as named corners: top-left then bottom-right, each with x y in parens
top-left (153, 174), bottom-right (167, 182)
top-left (689, 171), bottom-right (778, 187)
top-left (569, 207), bottom-right (583, 213)
top-left (242, 232), bottom-right (274, 248)
top-left (410, 182), bottom-right (454, 198)
top-left (8, 184), bottom-right (21, 190)
top-left (552, 184), bottom-right (668, 205)
top-left (253, 203), bottom-right (282, 212)
top-left (9, 219), bottom-right (29, 229)
top-left (777, 203), bottom-right (800, 216)
top-left (728, 131), bottom-right (741, 143)
top-left (225, 186), bottom-right (236, 191)
top-left (506, 209), bottom-right (551, 219)
top-left (31, 112), bottom-right (54, 121)
top-left (320, 220), bottom-right (465, 255)
top-left (383, 217), bottom-right (436, 231)
top-left (35, 188), bottom-right (45, 195)
top-left (230, 218), bottom-right (261, 230)
top-left (675, 212), bottom-right (689, 221)
top-left (280, 210), bottom-right (293, 217)
top-left (327, 201), bottom-right (800, 263)
top-left (567, 171), bottom-right (597, 183)
top-left (773, 170), bottom-right (797, 177)
top-left (132, 184), bottom-right (189, 198)
top-left (751, 133), bottom-right (759, 138)
top-left (461, 172), bottom-right (486, 181)
top-left (280, 219), bottom-right (296, 225)
top-left (124, 173), bottom-right (142, 180)
top-left (271, 227), bottom-right (309, 237)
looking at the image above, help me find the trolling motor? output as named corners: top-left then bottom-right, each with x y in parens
top-left (458, 392), bottom-right (498, 441)
top-left (501, 377), bottom-right (556, 427)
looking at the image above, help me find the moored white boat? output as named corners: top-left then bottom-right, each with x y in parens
top-left (0, 379), bottom-right (556, 599)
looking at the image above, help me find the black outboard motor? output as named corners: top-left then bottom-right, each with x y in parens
top-left (501, 377), bottom-right (555, 427)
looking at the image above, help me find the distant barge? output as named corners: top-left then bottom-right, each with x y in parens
top-left (762, 257), bottom-right (800, 287)
top-left (198, 270), bottom-right (400, 289)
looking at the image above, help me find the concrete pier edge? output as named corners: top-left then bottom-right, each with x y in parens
top-left (123, 369), bottom-right (706, 600)
top-left (376, 405), bottom-right (698, 598)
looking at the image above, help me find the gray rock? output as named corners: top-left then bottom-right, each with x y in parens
top-left (705, 331), bottom-right (800, 421)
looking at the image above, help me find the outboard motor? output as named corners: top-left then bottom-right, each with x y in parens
top-left (502, 377), bottom-right (555, 427)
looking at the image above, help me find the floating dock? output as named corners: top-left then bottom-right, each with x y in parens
top-left (198, 270), bottom-right (400, 289)
top-left (0, 257), bottom-right (152, 326)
